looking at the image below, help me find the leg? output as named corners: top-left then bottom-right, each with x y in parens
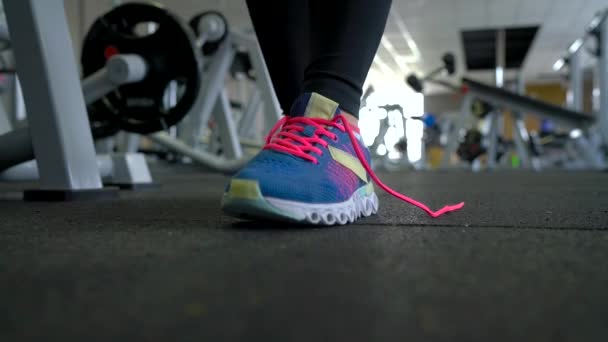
top-left (302, 0), bottom-right (392, 117)
top-left (223, 0), bottom-right (464, 225)
top-left (245, 0), bottom-right (309, 114)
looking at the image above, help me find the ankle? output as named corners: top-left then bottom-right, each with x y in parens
top-left (340, 111), bottom-right (359, 127)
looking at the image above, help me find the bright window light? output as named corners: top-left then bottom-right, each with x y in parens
top-left (359, 81), bottom-right (424, 163)
top-left (384, 126), bottom-right (401, 160)
top-left (359, 107), bottom-right (382, 146)
top-left (376, 144), bottom-right (387, 156)
top-left (406, 118), bottom-right (423, 162)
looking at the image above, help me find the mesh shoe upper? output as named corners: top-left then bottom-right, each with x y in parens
top-left (231, 127), bottom-right (371, 203)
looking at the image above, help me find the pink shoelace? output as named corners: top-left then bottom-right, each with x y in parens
top-left (264, 115), bottom-right (465, 218)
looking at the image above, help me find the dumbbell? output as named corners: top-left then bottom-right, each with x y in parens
top-left (406, 52), bottom-right (456, 93)
top-left (457, 129), bottom-right (508, 163)
top-left (457, 129), bottom-right (485, 163)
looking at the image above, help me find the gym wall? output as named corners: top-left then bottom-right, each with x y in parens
top-left (524, 83), bottom-right (568, 132)
top-left (423, 92), bottom-right (462, 115)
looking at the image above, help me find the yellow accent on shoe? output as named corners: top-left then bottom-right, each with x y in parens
top-left (328, 145), bottom-right (368, 183)
top-left (228, 179), bottom-right (262, 200)
top-left (304, 92), bottom-right (339, 120)
top-left (365, 182), bottom-right (375, 195)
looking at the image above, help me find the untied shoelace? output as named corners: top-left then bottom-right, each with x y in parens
top-left (264, 115), bottom-right (465, 218)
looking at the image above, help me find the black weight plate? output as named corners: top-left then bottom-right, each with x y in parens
top-left (82, 2), bottom-right (202, 135)
top-left (89, 105), bottom-right (120, 139)
top-left (189, 11), bottom-right (229, 56)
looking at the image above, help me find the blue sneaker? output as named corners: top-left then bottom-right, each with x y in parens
top-left (221, 93), bottom-right (464, 225)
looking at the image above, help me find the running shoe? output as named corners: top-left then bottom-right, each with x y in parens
top-left (221, 92), bottom-right (463, 225)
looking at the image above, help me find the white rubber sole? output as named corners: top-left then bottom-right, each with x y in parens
top-left (221, 180), bottom-right (379, 226)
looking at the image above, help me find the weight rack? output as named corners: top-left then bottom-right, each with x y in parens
top-left (0, 0), bottom-right (154, 200)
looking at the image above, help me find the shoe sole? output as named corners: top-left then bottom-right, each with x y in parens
top-left (221, 179), bottom-right (379, 226)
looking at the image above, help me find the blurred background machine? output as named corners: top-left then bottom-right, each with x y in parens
top-left (403, 10), bottom-right (608, 172)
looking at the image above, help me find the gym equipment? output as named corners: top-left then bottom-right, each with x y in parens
top-left (566, 9), bottom-right (608, 144)
top-left (456, 127), bottom-right (508, 164)
top-left (0, 1), bottom-right (215, 198)
top-left (409, 7), bottom-right (608, 171)
top-left (152, 11), bottom-right (280, 173)
top-left (555, 9), bottom-right (607, 112)
top-left (0, 0), bottom-right (118, 200)
top-left (406, 53), bottom-right (456, 93)
top-left (444, 77), bottom-right (604, 170)
top-left (0, 50), bottom-right (155, 189)
top-left (82, 54), bottom-right (148, 138)
top-left (82, 3), bottom-right (203, 136)
top-left (457, 129), bottom-right (485, 163)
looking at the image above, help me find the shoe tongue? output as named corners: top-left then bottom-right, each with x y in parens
top-left (289, 92), bottom-right (341, 119)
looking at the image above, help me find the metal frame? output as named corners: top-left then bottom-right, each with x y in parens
top-left (180, 36), bottom-right (236, 148)
top-left (0, 0), bottom-right (155, 194)
top-left (462, 78), bottom-right (594, 127)
top-left (156, 28), bottom-right (279, 172)
top-left (232, 32), bottom-right (281, 131)
top-left (213, 89), bottom-right (243, 160)
top-left (441, 94), bottom-right (472, 168)
top-left (4, 0), bottom-right (102, 192)
top-left (598, 12), bottom-right (608, 145)
top-left (238, 89), bottom-right (262, 139)
top-left (1, 153), bottom-right (152, 188)
top-left (511, 74), bottom-right (533, 169)
top-left (485, 29), bottom-right (506, 169)
top-left (567, 44), bottom-right (584, 112)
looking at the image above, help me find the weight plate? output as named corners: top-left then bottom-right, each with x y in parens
top-left (89, 105), bottom-right (120, 139)
top-left (82, 2), bottom-right (203, 135)
top-left (457, 129), bottom-right (486, 163)
top-left (189, 11), bottom-right (229, 56)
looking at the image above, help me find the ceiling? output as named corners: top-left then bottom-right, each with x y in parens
top-left (72, 0), bottom-right (607, 89)
top-left (384, 0), bottom-right (605, 86)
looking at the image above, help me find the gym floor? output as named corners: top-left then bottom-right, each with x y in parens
top-left (1, 163), bottom-right (607, 341)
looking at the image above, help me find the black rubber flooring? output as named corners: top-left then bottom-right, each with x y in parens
top-left (1, 163), bottom-right (608, 341)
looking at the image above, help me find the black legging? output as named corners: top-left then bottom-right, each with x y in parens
top-left (246, 0), bottom-right (392, 117)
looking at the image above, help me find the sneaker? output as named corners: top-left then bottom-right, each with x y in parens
top-left (221, 92), bottom-right (463, 225)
